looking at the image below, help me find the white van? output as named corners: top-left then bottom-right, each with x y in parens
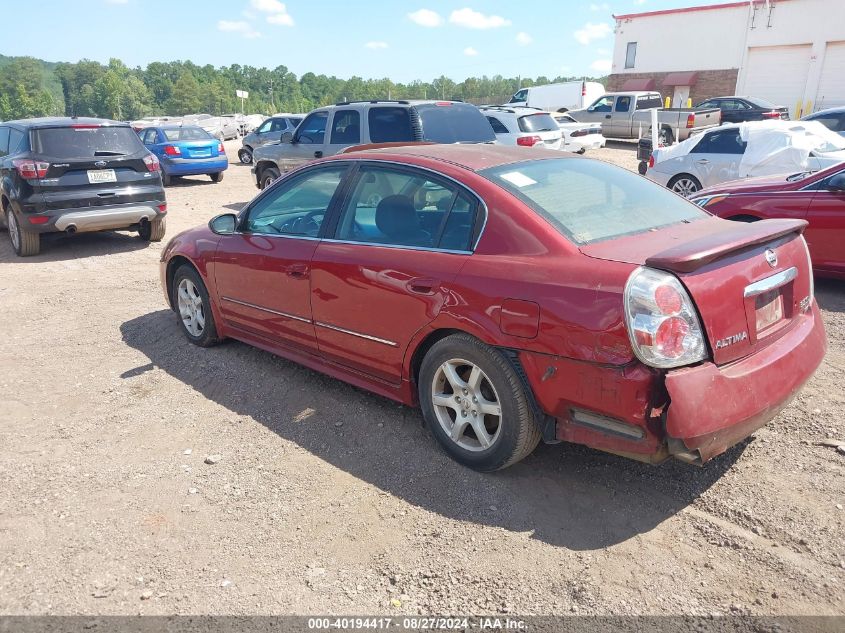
top-left (507, 81), bottom-right (605, 113)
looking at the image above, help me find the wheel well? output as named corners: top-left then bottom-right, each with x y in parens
top-left (165, 256), bottom-right (195, 309)
top-left (556, 108), bottom-right (569, 113)
top-left (668, 173), bottom-right (698, 185)
top-left (242, 144), bottom-right (253, 152)
top-left (408, 328), bottom-right (465, 390)
top-left (1, 195), bottom-right (9, 211)
top-left (254, 160), bottom-right (278, 183)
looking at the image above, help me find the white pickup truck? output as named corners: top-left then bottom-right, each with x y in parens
top-left (568, 91), bottom-right (721, 144)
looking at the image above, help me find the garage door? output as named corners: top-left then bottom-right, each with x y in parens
top-left (816, 41), bottom-right (845, 110)
top-left (742, 45), bottom-right (812, 115)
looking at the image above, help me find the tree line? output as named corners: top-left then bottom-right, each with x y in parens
top-left (0, 55), bottom-right (606, 122)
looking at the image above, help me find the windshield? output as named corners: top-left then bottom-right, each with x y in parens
top-left (480, 158), bottom-right (707, 245)
top-left (31, 126), bottom-right (143, 158)
top-left (416, 104), bottom-right (496, 143)
top-left (518, 113), bottom-right (558, 133)
top-left (162, 127), bottom-right (214, 141)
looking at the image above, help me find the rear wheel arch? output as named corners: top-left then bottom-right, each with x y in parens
top-left (165, 255), bottom-right (196, 309)
top-left (408, 328), bottom-right (466, 394)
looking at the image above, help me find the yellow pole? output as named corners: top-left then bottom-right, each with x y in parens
top-left (805, 100), bottom-right (813, 118)
top-left (665, 96), bottom-right (671, 109)
top-left (686, 97), bottom-right (692, 108)
top-left (794, 100), bottom-right (803, 119)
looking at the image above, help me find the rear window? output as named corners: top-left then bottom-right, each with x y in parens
top-left (747, 97), bottom-right (778, 109)
top-left (416, 104), bottom-right (496, 143)
top-left (31, 126), bottom-right (144, 158)
top-left (162, 127), bottom-right (214, 141)
top-left (480, 158), bottom-right (707, 245)
top-left (517, 113), bottom-right (558, 133)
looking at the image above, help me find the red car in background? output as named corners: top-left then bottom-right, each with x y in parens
top-left (691, 163), bottom-right (845, 279)
top-left (160, 145), bottom-right (825, 471)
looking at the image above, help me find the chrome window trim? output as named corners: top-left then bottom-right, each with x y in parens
top-left (743, 266), bottom-right (798, 298)
top-left (314, 321), bottom-right (398, 347)
top-left (221, 296), bottom-right (311, 323)
top-left (319, 237), bottom-right (471, 255)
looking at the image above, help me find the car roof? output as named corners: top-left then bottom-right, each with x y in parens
top-left (804, 106), bottom-right (845, 117)
top-left (158, 124), bottom-right (207, 131)
top-left (480, 106), bottom-right (549, 116)
top-left (336, 143), bottom-right (576, 172)
top-left (4, 116), bottom-right (127, 129)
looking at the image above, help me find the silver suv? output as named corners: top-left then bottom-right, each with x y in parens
top-left (239, 114), bottom-right (303, 164)
top-left (251, 100), bottom-right (496, 189)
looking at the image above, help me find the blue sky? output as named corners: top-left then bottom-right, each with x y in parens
top-left (6, 0), bottom-right (728, 81)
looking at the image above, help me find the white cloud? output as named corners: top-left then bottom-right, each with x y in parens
top-left (515, 32), bottom-right (533, 46)
top-left (242, 10), bottom-right (256, 19)
top-left (365, 41), bottom-right (389, 49)
top-left (464, 47), bottom-right (479, 56)
top-left (590, 58), bottom-right (612, 73)
top-left (574, 22), bottom-right (612, 45)
top-left (449, 8), bottom-right (511, 29)
top-left (589, 2), bottom-right (610, 10)
top-left (408, 8), bottom-right (443, 27)
top-left (217, 20), bottom-right (261, 39)
top-left (251, 0), bottom-right (294, 26)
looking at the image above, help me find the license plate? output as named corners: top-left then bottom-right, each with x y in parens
top-left (87, 169), bottom-right (116, 184)
top-left (192, 149), bottom-right (211, 157)
top-left (755, 289), bottom-right (783, 332)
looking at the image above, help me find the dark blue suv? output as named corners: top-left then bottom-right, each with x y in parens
top-left (0, 117), bottom-right (166, 256)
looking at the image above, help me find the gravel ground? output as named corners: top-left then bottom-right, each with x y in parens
top-left (0, 140), bottom-right (843, 616)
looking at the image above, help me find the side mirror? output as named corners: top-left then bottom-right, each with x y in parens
top-left (827, 173), bottom-right (845, 191)
top-left (281, 131), bottom-right (294, 144)
top-left (209, 213), bottom-right (237, 235)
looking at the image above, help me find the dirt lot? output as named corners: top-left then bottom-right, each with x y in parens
top-left (0, 140), bottom-right (843, 617)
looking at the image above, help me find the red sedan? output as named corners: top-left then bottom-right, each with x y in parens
top-left (691, 163), bottom-right (845, 279)
top-left (159, 145), bottom-right (825, 471)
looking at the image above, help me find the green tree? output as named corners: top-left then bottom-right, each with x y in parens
top-left (167, 72), bottom-right (202, 115)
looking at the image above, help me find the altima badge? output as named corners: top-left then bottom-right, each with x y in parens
top-left (716, 331), bottom-right (748, 349)
top-left (765, 249), bottom-right (778, 268)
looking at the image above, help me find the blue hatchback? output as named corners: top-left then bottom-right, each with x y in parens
top-left (138, 125), bottom-right (228, 186)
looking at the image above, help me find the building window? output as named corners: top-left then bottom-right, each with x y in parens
top-left (625, 42), bottom-right (637, 69)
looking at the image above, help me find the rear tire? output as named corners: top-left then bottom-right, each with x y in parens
top-left (139, 218), bottom-right (166, 242)
top-left (238, 148), bottom-right (253, 165)
top-left (259, 166), bottom-right (281, 190)
top-left (211, 172), bottom-right (224, 183)
top-left (418, 333), bottom-right (541, 472)
top-left (172, 264), bottom-right (221, 347)
top-left (667, 174), bottom-right (702, 197)
top-left (6, 209), bottom-right (40, 257)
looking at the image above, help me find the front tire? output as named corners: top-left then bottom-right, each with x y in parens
top-left (238, 148), bottom-right (253, 164)
top-left (667, 174), bottom-right (702, 197)
top-left (418, 334), bottom-right (541, 472)
top-left (172, 264), bottom-right (221, 347)
top-left (259, 166), bottom-right (281, 190)
top-left (6, 209), bottom-right (40, 257)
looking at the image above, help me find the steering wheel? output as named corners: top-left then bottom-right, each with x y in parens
top-left (278, 210), bottom-right (323, 236)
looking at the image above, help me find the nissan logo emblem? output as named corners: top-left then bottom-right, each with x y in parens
top-left (765, 249), bottom-right (778, 268)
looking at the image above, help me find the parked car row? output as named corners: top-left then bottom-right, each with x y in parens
top-left (132, 113), bottom-right (270, 140)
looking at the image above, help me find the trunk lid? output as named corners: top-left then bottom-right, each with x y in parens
top-left (174, 139), bottom-right (221, 160)
top-left (582, 217), bottom-right (813, 365)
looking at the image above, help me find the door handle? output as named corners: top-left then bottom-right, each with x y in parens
top-left (605, 114), bottom-right (611, 119)
top-left (407, 277), bottom-right (439, 294)
top-left (287, 263), bottom-right (309, 279)
top-left (314, 151), bottom-right (323, 158)
top-left (695, 159), bottom-right (710, 165)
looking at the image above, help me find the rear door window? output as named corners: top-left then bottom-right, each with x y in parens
top-left (8, 128), bottom-right (25, 154)
top-left (31, 126), bottom-right (144, 158)
top-left (368, 107), bottom-right (413, 143)
top-left (0, 127), bottom-right (9, 157)
top-left (486, 116), bottom-right (510, 134)
top-left (330, 110), bottom-right (361, 144)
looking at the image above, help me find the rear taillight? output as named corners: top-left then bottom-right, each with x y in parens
top-left (143, 153), bottom-right (161, 172)
top-left (624, 267), bottom-right (707, 368)
top-left (648, 155), bottom-right (655, 168)
top-left (13, 159), bottom-right (50, 179)
top-left (762, 111), bottom-right (781, 119)
top-left (157, 203), bottom-right (167, 213)
top-left (800, 235), bottom-right (814, 308)
top-left (164, 145), bottom-right (181, 156)
top-left (686, 113), bottom-right (695, 129)
top-left (218, 142), bottom-right (225, 154)
top-left (517, 135), bottom-right (542, 147)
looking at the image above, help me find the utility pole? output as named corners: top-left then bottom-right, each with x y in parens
top-left (268, 78), bottom-right (276, 112)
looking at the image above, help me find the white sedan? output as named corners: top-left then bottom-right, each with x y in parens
top-left (646, 120), bottom-right (845, 196)
top-left (551, 113), bottom-right (606, 154)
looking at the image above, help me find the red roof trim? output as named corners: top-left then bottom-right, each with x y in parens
top-left (613, 1), bottom-right (752, 21)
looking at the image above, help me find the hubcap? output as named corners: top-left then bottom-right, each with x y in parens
top-left (177, 278), bottom-right (205, 337)
top-left (672, 178), bottom-right (699, 197)
top-left (431, 359), bottom-right (502, 452)
top-left (8, 212), bottom-right (20, 250)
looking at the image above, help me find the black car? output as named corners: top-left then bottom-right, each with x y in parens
top-left (0, 117), bottom-right (166, 256)
top-left (801, 106), bottom-right (845, 136)
top-left (694, 96), bottom-right (790, 124)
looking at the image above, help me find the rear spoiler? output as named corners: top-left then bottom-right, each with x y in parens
top-left (646, 218), bottom-right (807, 273)
top-left (339, 141), bottom-right (436, 154)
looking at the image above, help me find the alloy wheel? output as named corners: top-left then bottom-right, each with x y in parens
top-left (8, 212), bottom-right (20, 251)
top-left (431, 358), bottom-right (503, 452)
top-left (177, 278), bottom-right (205, 337)
top-left (672, 178), bottom-right (699, 197)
